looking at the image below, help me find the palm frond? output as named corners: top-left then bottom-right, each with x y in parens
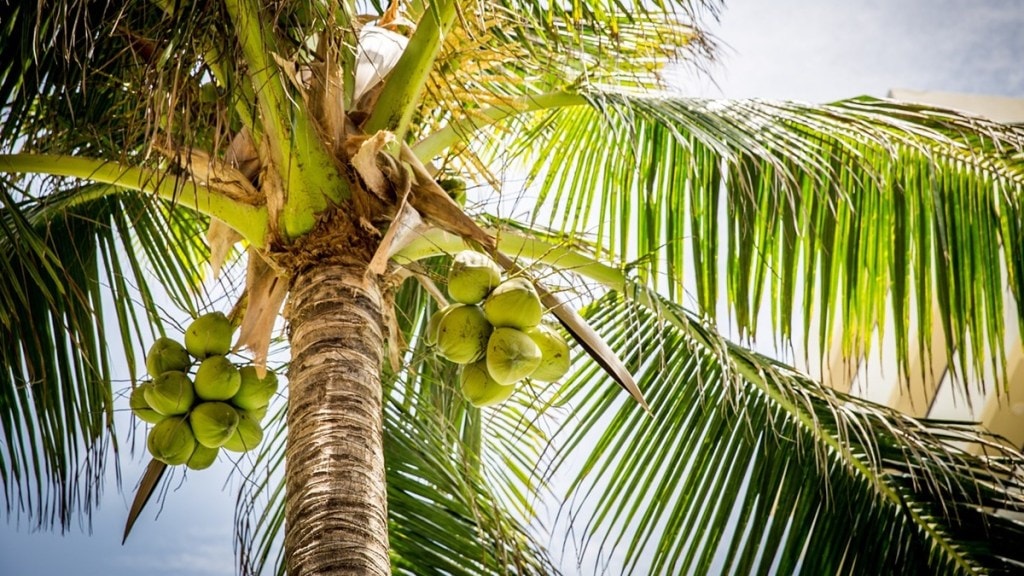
top-left (471, 90), bottom-right (1024, 395)
top-left (0, 180), bottom-right (212, 530)
top-left (0, 0), bottom-right (251, 163)
top-left (385, 260), bottom-right (559, 574)
top-left (386, 398), bottom-right (557, 576)
top-left (477, 0), bottom-right (721, 64)
top-left (413, 1), bottom-right (718, 162)
top-left (0, 0), bottom-right (281, 532)
top-left (547, 288), bottom-right (1024, 574)
top-left (234, 389), bottom-right (560, 575)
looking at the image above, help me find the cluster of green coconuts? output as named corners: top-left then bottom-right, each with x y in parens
top-left (130, 312), bottom-right (278, 470)
top-left (428, 251), bottom-right (572, 407)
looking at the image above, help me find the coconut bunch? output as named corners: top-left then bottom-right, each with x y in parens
top-left (428, 251), bottom-right (572, 407)
top-left (130, 312), bottom-right (278, 470)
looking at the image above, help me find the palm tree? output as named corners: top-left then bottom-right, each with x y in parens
top-left (2, 0), bottom-right (1024, 574)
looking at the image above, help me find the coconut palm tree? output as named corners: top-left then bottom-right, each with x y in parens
top-left (2, 0), bottom-right (1024, 574)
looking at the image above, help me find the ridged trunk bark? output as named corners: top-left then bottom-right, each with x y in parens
top-left (285, 263), bottom-right (390, 576)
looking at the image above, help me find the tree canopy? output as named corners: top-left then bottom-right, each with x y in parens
top-left (2, 0), bottom-right (1024, 574)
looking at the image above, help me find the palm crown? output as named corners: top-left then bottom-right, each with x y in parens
top-left (2, 0), bottom-right (1024, 574)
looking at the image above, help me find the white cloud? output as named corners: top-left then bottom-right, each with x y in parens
top-left (681, 0), bottom-right (1024, 102)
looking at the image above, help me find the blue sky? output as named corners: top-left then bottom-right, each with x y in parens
top-left (3, 1), bottom-right (1024, 574)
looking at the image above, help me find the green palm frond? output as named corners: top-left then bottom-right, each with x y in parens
top-left (234, 387), bottom-right (559, 575)
top-left (547, 288), bottom-right (1024, 574)
top-left (479, 0), bottom-right (721, 58)
top-left (423, 9), bottom-right (713, 103)
top-left (0, 180), bottom-right (212, 529)
top-left (385, 261), bottom-right (559, 574)
top-left (0, 0), bottom-right (250, 161)
top-left (413, 2), bottom-right (718, 181)
top-left (459, 90), bottom-right (1024, 394)
top-left (386, 397), bottom-right (557, 576)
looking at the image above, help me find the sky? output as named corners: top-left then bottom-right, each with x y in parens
top-left (686, 0), bottom-right (1024, 102)
top-left (3, 1), bottom-right (1024, 574)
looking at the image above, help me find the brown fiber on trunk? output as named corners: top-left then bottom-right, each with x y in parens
top-left (285, 263), bottom-right (390, 576)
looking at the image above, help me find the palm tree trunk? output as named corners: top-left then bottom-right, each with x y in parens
top-left (285, 263), bottom-right (390, 576)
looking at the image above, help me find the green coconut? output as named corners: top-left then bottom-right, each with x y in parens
top-left (186, 444), bottom-right (220, 471)
top-left (460, 360), bottom-right (516, 407)
top-left (230, 366), bottom-right (279, 410)
top-left (194, 355), bottom-right (242, 401)
top-left (425, 304), bottom-right (459, 347)
top-left (436, 304), bottom-right (493, 364)
top-left (129, 382), bottom-right (167, 424)
top-left (482, 277), bottom-right (543, 330)
top-left (486, 327), bottom-right (542, 385)
top-left (184, 312), bottom-right (235, 359)
top-left (526, 324), bottom-right (572, 382)
top-left (222, 412), bottom-right (264, 453)
top-left (447, 250), bottom-right (502, 305)
top-left (245, 405), bottom-right (269, 423)
top-left (145, 337), bottom-right (191, 378)
top-left (147, 416), bottom-right (197, 466)
top-left (189, 401), bottom-right (240, 448)
top-left (145, 371), bottom-right (196, 416)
